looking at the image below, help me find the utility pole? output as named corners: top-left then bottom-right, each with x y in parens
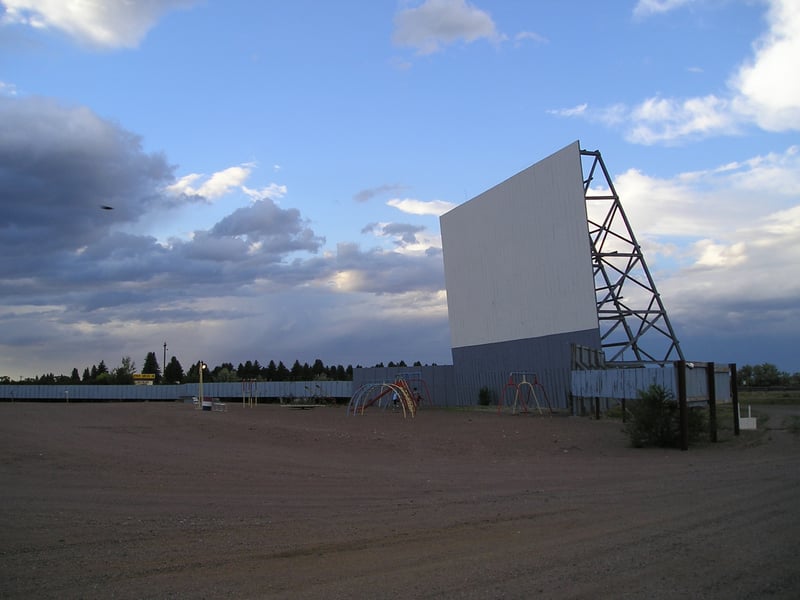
top-left (163, 341), bottom-right (167, 384)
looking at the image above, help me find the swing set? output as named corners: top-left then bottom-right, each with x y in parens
top-left (498, 371), bottom-right (553, 415)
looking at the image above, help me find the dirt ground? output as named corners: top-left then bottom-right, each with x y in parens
top-left (1, 401), bottom-right (798, 599)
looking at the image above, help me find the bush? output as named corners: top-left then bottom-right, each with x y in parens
top-left (478, 386), bottom-right (494, 406)
top-left (625, 385), bottom-right (679, 448)
top-left (625, 385), bottom-right (708, 448)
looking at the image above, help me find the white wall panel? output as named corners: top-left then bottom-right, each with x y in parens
top-left (440, 141), bottom-right (598, 349)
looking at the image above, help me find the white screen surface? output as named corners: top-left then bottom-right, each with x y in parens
top-left (440, 141), bottom-right (598, 349)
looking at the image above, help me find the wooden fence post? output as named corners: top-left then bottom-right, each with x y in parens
top-left (707, 362), bottom-right (717, 443)
top-left (730, 363), bottom-right (740, 436)
top-left (677, 360), bottom-right (688, 451)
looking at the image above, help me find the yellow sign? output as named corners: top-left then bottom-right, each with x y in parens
top-left (133, 373), bottom-right (155, 385)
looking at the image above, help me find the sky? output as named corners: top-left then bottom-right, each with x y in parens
top-left (1, 0), bottom-right (798, 379)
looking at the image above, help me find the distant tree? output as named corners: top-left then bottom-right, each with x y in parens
top-left (185, 362), bottom-right (200, 383)
top-left (311, 359), bottom-right (326, 379)
top-left (70, 368), bottom-right (81, 383)
top-left (737, 365), bottom-right (754, 387)
top-left (265, 360), bottom-right (277, 381)
top-left (113, 356), bottom-right (136, 384)
top-left (96, 360), bottom-right (108, 376)
top-left (237, 360), bottom-right (256, 380)
top-left (215, 366), bottom-right (235, 382)
top-left (142, 352), bottom-right (161, 383)
top-left (163, 356), bottom-right (184, 384)
top-left (82, 367), bottom-right (91, 383)
top-left (276, 361), bottom-right (290, 381)
top-left (290, 360), bottom-right (303, 380)
top-left (737, 363), bottom-right (791, 387)
top-left (214, 362), bottom-right (236, 381)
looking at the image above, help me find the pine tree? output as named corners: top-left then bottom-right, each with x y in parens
top-left (163, 356), bottom-right (184, 384)
top-left (142, 352), bottom-right (161, 383)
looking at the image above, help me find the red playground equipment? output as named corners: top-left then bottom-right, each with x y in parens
top-left (498, 372), bottom-right (553, 415)
top-left (347, 373), bottom-right (431, 418)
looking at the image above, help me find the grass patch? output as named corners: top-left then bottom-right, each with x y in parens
top-left (739, 390), bottom-right (800, 405)
top-left (783, 416), bottom-right (800, 435)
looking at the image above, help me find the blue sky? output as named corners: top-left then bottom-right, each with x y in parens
top-left (1, 0), bottom-right (798, 379)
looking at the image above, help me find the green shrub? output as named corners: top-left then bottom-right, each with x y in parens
top-left (626, 385), bottom-right (680, 448)
top-left (625, 385), bottom-right (709, 447)
top-left (478, 386), bottom-right (494, 406)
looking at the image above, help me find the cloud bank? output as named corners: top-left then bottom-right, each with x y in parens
top-left (555, 0), bottom-right (800, 144)
top-left (0, 96), bottom-right (450, 377)
top-left (0, 0), bottom-right (196, 48)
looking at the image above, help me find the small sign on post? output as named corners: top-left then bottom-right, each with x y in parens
top-left (133, 373), bottom-right (156, 386)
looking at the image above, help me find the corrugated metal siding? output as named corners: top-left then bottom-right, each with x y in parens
top-left (352, 366), bottom-right (458, 407)
top-left (571, 365), bottom-right (732, 403)
top-left (0, 381), bottom-right (353, 401)
top-left (571, 368), bottom-right (677, 400)
top-left (451, 329), bottom-right (601, 409)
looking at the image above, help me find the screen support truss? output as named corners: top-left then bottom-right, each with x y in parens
top-left (580, 149), bottom-right (684, 364)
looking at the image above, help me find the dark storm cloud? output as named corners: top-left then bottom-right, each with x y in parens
top-left (380, 222), bottom-right (425, 245)
top-left (0, 96), bottom-right (173, 267)
top-left (210, 199), bottom-right (325, 256)
top-left (0, 95), bottom-right (452, 377)
top-left (0, 96), bottom-right (442, 310)
top-left (361, 222), bottom-right (425, 246)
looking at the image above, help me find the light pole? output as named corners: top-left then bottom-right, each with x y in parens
top-left (198, 361), bottom-right (207, 409)
top-left (163, 342), bottom-right (167, 384)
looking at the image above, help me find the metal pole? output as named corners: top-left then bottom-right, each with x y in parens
top-left (199, 361), bottom-right (204, 408)
top-left (707, 362), bottom-right (717, 443)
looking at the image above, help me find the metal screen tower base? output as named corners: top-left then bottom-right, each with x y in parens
top-left (581, 149), bottom-right (684, 365)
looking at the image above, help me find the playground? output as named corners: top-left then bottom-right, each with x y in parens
top-left (1, 402), bottom-right (798, 598)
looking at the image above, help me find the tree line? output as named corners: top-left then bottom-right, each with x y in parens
top-left (8, 358), bottom-right (794, 387)
top-left (736, 363), bottom-right (800, 387)
top-left (1, 353), bottom-right (428, 385)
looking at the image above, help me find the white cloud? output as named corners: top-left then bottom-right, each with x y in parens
top-left (514, 31), bottom-right (548, 46)
top-left (387, 197), bottom-right (455, 216)
top-left (555, 0), bottom-right (800, 144)
top-left (0, 0), bottom-right (196, 49)
top-left (626, 94), bottom-right (739, 145)
top-left (243, 183), bottom-right (287, 202)
top-left (612, 145), bottom-right (800, 242)
top-left (0, 81), bottom-right (18, 96)
top-left (166, 164), bottom-right (270, 201)
top-left (633, 0), bottom-right (695, 19)
top-left (392, 0), bottom-right (501, 55)
top-left (547, 103), bottom-right (587, 118)
top-left (605, 147), bottom-right (800, 338)
top-left (730, 0), bottom-right (800, 131)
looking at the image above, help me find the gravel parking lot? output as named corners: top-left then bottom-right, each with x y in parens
top-left (1, 402), bottom-right (798, 599)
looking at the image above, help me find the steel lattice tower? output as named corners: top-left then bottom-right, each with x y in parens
top-left (581, 149), bottom-right (684, 365)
